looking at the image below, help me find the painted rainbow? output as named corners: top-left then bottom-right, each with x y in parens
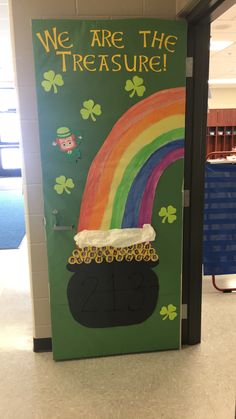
top-left (78, 87), bottom-right (185, 231)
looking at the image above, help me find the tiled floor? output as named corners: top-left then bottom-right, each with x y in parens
top-left (0, 240), bottom-right (235, 419)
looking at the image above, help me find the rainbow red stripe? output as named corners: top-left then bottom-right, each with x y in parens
top-left (78, 87), bottom-right (185, 231)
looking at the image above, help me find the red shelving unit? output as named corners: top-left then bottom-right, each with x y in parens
top-left (206, 109), bottom-right (236, 158)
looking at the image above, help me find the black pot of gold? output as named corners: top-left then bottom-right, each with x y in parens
top-left (67, 243), bottom-right (159, 328)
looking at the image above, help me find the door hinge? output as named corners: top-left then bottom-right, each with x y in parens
top-left (181, 304), bottom-right (188, 320)
top-left (186, 57), bottom-right (193, 77)
top-left (183, 189), bottom-right (190, 208)
top-left (43, 217), bottom-right (47, 241)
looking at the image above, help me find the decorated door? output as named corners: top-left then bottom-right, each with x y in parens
top-left (32, 19), bottom-right (187, 360)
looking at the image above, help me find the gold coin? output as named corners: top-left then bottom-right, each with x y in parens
top-left (125, 254), bottom-right (134, 262)
top-left (151, 253), bottom-right (159, 262)
top-left (84, 257), bottom-right (91, 264)
top-left (76, 257), bottom-right (83, 264)
top-left (115, 254), bottom-right (124, 262)
top-left (68, 256), bottom-right (76, 264)
top-left (106, 255), bottom-right (114, 263)
top-left (95, 256), bottom-right (103, 264)
top-left (72, 249), bottom-right (80, 257)
top-left (135, 254), bottom-right (142, 262)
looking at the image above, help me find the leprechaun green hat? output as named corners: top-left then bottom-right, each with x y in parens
top-left (57, 127), bottom-right (72, 138)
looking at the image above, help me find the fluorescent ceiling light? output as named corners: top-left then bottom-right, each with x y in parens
top-left (208, 78), bottom-right (236, 85)
top-left (210, 40), bottom-right (233, 52)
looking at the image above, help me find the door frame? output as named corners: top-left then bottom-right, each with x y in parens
top-left (181, 0), bottom-right (235, 345)
top-left (34, 0), bottom-right (235, 352)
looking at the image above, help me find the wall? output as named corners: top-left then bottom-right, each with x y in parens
top-left (176, 0), bottom-right (199, 14)
top-left (9, 0), bottom-right (181, 340)
top-left (209, 88), bottom-right (236, 109)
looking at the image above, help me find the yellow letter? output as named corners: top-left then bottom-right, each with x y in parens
top-left (90, 30), bottom-right (102, 47)
top-left (124, 54), bottom-right (137, 72)
top-left (56, 51), bottom-right (71, 72)
top-left (83, 55), bottom-right (96, 72)
top-left (98, 55), bottom-right (109, 71)
top-left (164, 35), bottom-right (178, 53)
top-left (73, 54), bottom-right (84, 71)
top-left (102, 30), bottom-right (112, 47)
top-left (111, 54), bottom-right (122, 71)
top-left (138, 55), bottom-right (149, 72)
top-left (112, 32), bottom-right (124, 49)
top-left (151, 31), bottom-right (165, 49)
top-left (149, 56), bottom-right (162, 72)
top-left (58, 31), bottom-right (73, 49)
top-left (36, 27), bottom-right (58, 53)
top-left (139, 31), bottom-right (151, 48)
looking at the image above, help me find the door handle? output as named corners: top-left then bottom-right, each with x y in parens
top-left (52, 209), bottom-right (74, 231)
top-left (53, 225), bottom-right (74, 231)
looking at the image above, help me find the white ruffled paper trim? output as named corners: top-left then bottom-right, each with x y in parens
top-left (74, 224), bottom-right (156, 249)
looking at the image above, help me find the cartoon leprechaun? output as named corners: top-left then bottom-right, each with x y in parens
top-left (53, 127), bottom-right (82, 160)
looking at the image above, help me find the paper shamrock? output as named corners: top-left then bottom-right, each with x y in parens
top-left (41, 70), bottom-right (64, 94)
top-left (54, 176), bottom-right (75, 195)
top-left (160, 304), bottom-right (177, 321)
top-left (158, 205), bottom-right (177, 224)
top-left (80, 100), bottom-right (102, 122)
top-left (125, 76), bottom-right (146, 98)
